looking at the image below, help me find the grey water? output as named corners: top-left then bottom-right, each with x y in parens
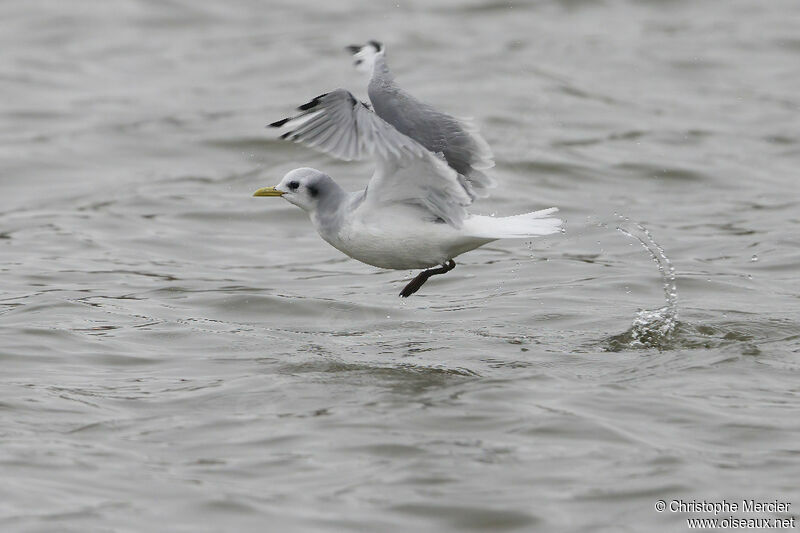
top-left (2, 0), bottom-right (799, 532)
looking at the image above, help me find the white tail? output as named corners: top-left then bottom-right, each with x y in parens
top-left (464, 208), bottom-right (562, 239)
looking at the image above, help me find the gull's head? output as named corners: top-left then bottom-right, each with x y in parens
top-left (346, 40), bottom-right (384, 75)
top-left (253, 167), bottom-right (341, 214)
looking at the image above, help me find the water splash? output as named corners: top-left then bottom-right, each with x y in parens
top-left (607, 215), bottom-right (679, 350)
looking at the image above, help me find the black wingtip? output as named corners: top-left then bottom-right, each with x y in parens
top-left (268, 117), bottom-right (290, 128)
top-left (368, 40), bottom-right (383, 52)
top-left (297, 93), bottom-right (328, 111)
top-left (280, 131), bottom-right (291, 140)
top-left (345, 44), bottom-right (362, 54)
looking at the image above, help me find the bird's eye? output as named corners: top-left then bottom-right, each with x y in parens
top-left (288, 181), bottom-right (299, 190)
top-left (355, 59), bottom-right (363, 66)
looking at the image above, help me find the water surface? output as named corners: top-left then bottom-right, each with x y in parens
top-left (2, 1), bottom-right (799, 531)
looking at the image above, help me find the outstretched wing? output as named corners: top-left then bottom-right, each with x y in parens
top-left (269, 89), bottom-right (473, 226)
top-left (368, 84), bottom-right (496, 200)
top-left (268, 89), bottom-right (424, 162)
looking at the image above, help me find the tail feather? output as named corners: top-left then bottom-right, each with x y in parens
top-left (464, 208), bottom-right (562, 239)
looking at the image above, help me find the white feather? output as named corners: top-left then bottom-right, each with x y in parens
top-left (462, 208), bottom-right (562, 239)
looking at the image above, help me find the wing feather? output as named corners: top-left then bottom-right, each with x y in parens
top-left (368, 84), bottom-right (497, 199)
top-left (270, 89), bottom-right (423, 162)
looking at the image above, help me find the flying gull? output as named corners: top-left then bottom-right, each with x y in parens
top-left (254, 41), bottom-right (561, 297)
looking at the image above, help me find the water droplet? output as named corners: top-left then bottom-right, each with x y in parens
top-left (613, 218), bottom-right (679, 330)
top-left (750, 254), bottom-right (759, 262)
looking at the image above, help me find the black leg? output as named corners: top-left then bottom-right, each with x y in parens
top-left (399, 260), bottom-right (456, 297)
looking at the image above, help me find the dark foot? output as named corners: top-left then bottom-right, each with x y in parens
top-left (399, 260), bottom-right (456, 297)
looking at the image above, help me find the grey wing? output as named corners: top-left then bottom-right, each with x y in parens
top-left (268, 89), bottom-right (424, 162)
top-left (368, 85), bottom-right (496, 199)
top-left (364, 149), bottom-right (473, 227)
top-left (269, 89), bottom-right (472, 227)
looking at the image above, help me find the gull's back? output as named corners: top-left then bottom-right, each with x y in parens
top-left (366, 51), bottom-right (496, 200)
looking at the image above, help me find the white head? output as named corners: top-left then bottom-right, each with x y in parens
top-left (346, 40), bottom-right (384, 75)
top-left (253, 167), bottom-right (344, 215)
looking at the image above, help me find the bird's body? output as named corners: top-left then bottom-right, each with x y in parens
top-left (314, 192), bottom-right (493, 270)
top-left (255, 41), bottom-right (562, 296)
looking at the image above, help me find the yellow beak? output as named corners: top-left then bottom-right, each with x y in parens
top-left (253, 186), bottom-right (284, 197)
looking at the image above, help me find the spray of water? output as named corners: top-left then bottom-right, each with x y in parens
top-left (609, 214), bottom-right (679, 349)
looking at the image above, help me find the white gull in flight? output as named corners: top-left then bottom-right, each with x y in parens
top-left (254, 41), bottom-right (561, 297)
